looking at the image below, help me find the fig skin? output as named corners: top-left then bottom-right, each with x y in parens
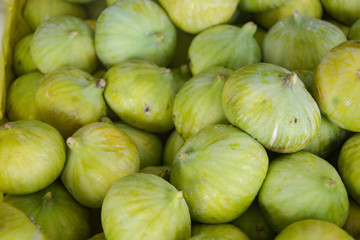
top-left (103, 60), bottom-right (176, 133)
top-left (4, 181), bottom-right (92, 240)
top-left (343, 197), bottom-right (360, 239)
top-left (61, 122), bottom-right (140, 208)
top-left (95, 0), bottom-right (176, 68)
top-left (23, 0), bottom-right (87, 31)
top-left (0, 202), bottom-right (49, 240)
top-left (101, 173), bottom-right (191, 240)
top-left (348, 19), bottom-right (360, 40)
top-left (312, 40), bottom-right (360, 132)
top-left (35, 67), bottom-right (107, 138)
top-left (320, 0), bottom-right (360, 26)
top-left (31, 15), bottom-right (98, 74)
top-left (222, 63), bottom-right (321, 153)
top-left (6, 71), bottom-right (43, 121)
top-left (0, 120), bottom-right (66, 195)
top-left (239, 0), bottom-right (288, 13)
top-left (163, 129), bottom-right (184, 166)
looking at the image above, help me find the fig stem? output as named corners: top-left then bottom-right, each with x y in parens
top-left (42, 192), bottom-right (54, 205)
top-left (96, 79), bottom-right (106, 89)
top-left (284, 73), bottom-right (298, 88)
top-left (3, 122), bottom-right (14, 130)
top-left (66, 137), bottom-right (76, 148)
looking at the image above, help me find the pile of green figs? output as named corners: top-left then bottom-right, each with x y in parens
top-left (1, 0), bottom-right (360, 239)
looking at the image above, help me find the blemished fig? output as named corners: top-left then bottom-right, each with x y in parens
top-left (4, 180), bottom-right (92, 240)
top-left (258, 151), bottom-right (349, 233)
top-left (61, 122), bottom-right (140, 208)
top-left (6, 71), bottom-right (43, 121)
top-left (173, 67), bottom-right (233, 140)
top-left (188, 23), bottom-right (261, 75)
top-left (0, 120), bottom-right (66, 194)
top-left (101, 173), bottom-right (191, 240)
top-left (158, 0), bottom-right (240, 34)
top-left (35, 67), bottom-right (107, 138)
top-left (103, 60), bottom-right (176, 133)
top-left (170, 124), bottom-right (268, 223)
top-left (95, 0), bottom-right (176, 68)
top-left (222, 63), bottom-right (320, 153)
top-left (31, 15), bottom-right (98, 74)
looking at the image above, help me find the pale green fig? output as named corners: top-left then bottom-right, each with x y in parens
top-left (189, 223), bottom-right (250, 240)
top-left (64, 0), bottom-right (96, 4)
top-left (95, 0), bottom-right (176, 68)
top-left (321, 0), bottom-right (360, 25)
top-left (88, 233), bottom-right (105, 240)
top-left (348, 19), bottom-right (360, 40)
top-left (254, 0), bottom-right (322, 29)
top-left (222, 63), bottom-right (320, 153)
top-left (239, 0), bottom-right (288, 12)
top-left (275, 219), bottom-right (354, 240)
top-left (343, 197), bottom-right (360, 239)
top-left (170, 124), bottom-right (268, 223)
top-left (61, 122), bottom-right (140, 208)
top-left (325, 17), bottom-right (351, 36)
top-left (4, 181), bottom-right (91, 240)
top-left (338, 133), bottom-right (360, 205)
top-left (0, 202), bottom-right (49, 240)
top-left (101, 173), bottom-right (191, 240)
top-left (232, 199), bottom-right (276, 240)
top-left (189, 23), bottom-right (261, 75)
top-left (302, 115), bottom-right (348, 158)
top-left (103, 60), bottom-right (176, 133)
top-left (0, 120), bottom-right (66, 194)
top-left (253, 26), bottom-right (267, 48)
top-left (258, 151), bottom-right (349, 233)
top-left (6, 72), bottom-right (43, 121)
top-left (111, 120), bottom-right (163, 168)
top-left (35, 67), bottom-right (107, 138)
top-left (163, 129), bottom-right (184, 166)
top-left (158, 0), bottom-right (240, 34)
top-left (262, 12), bottom-right (347, 70)
top-left (293, 69), bottom-right (314, 90)
top-left (23, 0), bottom-right (86, 31)
top-left (31, 15), bottom-right (98, 74)
top-left (140, 165), bottom-right (171, 181)
top-left (313, 40), bottom-right (360, 132)
top-left (173, 67), bottom-right (233, 140)
top-left (12, 34), bottom-right (37, 76)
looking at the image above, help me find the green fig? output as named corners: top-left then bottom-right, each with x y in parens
top-left (189, 23), bottom-right (261, 75)
top-left (222, 63), bottom-right (320, 153)
top-left (4, 181), bottom-right (91, 240)
top-left (101, 173), bottom-right (191, 240)
top-left (12, 34), bottom-right (37, 77)
top-left (23, 0), bottom-right (86, 31)
top-left (88, 233), bottom-right (105, 240)
top-left (158, 0), bottom-right (240, 34)
top-left (343, 197), bottom-right (360, 239)
top-left (189, 223), bottom-right (250, 240)
top-left (170, 124), bottom-right (268, 223)
top-left (163, 129), bottom-right (184, 166)
top-left (61, 122), bottom-right (140, 208)
top-left (140, 165), bottom-right (171, 181)
top-left (103, 60), bottom-right (176, 133)
top-left (173, 67), bottom-right (233, 140)
top-left (31, 15), bottom-right (98, 74)
top-left (95, 0), bottom-right (176, 68)
top-left (239, 0), bottom-right (288, 12)
top-left (348, 19), bottom-right (360, 40)
top-left (0, 120), bottom-right (66, 194)
top-left (321, 0), bottom-right (360, 26)
top-left (6, 72), bottom-right (42, 121)
top-left (262, 12), bottom-right (347, 71)
top-left (258, 151), bottom-right (349, 233)
top-left (35, 67), bottom-right (107, 138)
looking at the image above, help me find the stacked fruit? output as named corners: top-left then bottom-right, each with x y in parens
top-left (0, 0), bottom-right (360, 239)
